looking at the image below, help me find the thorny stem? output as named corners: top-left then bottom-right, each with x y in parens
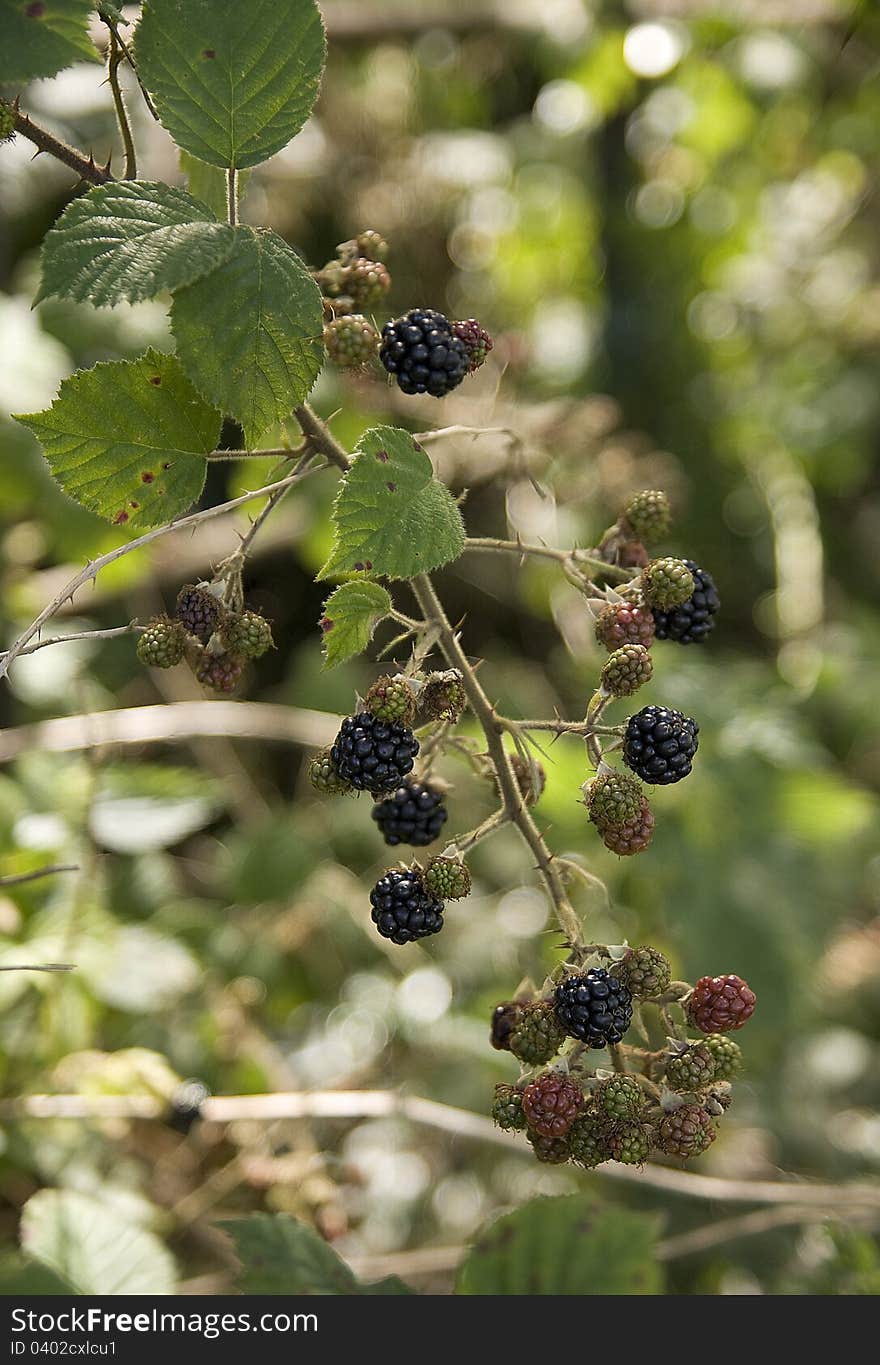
top-left (294, 404), bottom-right (352, 472)
top-left (0, 624), bottom-right (143, 664)
top-left (6, 101), bottom-right (113, 185)
top-left (464, 537), bottom-right (636, 584)
top-left (409, 573), bottom-right (584, 950)
top-left (0, 864), bottom-right (79, 889)
top-left (98, 6), bottom-right (159, 121)
top-left (107, 30), bottom-right (136, 179)
top-left (442, 807), bottom-right (510, 858)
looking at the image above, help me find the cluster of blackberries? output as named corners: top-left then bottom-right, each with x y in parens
top-left (136, 583), bottom-right (273, 694)
top-left (490, 955), bottom-right (754, 1167)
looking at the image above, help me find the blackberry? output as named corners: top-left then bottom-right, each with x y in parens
top-left (509, 1002), bottom-right (566, 1066)
top-left (194, 649), bottom-right (245, 693)
top-left (623, 705), bottom-right (699, 786)
top-left (703, 1033), bottom-right (743, 1081)
top-left (527, 1131), bottom-right (571, 1164)
top-left (621, 490), bottom-right (672, 544)
top-left (657, 1103), bottom-right (716, 1159)
top-left (330, 711), bottom-right (420, 796)
top-left (176, 583), bottom-right (223, 643)
top-left (0, 100), bottom-right (14, 143)
top-left (136, 617), bottom-right (185, 668)
top-left (324, 313), bottom-right (380, 368)
top-left (587, 771), bottom-right (644, 830)
top-left (608, 1120), bottom-right (654, 1166)
top-left (616, 945), bottom-right (671, 999)
top-left (641, 558), bottom-right (695, 611)
top-left (365, 675), bottom-right (417, 727)
top-left (221, 610), bottom-right (274, 660)
top-left (424, 856), bottom-right (471, 901)
top-left (653, 560), bottom-right (720, 645)
top-left (167, 1078), bottom-right (210, 1135)
top-left (594, 1074), bottom-right (645, 1122)
top-left (490, 1001), bottom-right (522, 1052)
top-left (492, 1083), bottom-right (526, 1132)
top-left (380, 308), bottom-right (469, 397)
top-left (601, 644), bottom-right (653, 697)
top-left (522, 1072), bottom-right (583, 1138)
top-left (665, 1044), bottom-right (716, 1092)
top-left (599, 797), bottom-right (654, 856)
top-left (568, 1109), bottom-right (613, 1168)
top-left (369, 867), bottom-right (444, 944)
top-left (418, 669), bottom-right (467, 722)
top-left (355, 229), bottom-right (389, 261)
top-left (452, 318), bottom-right (494, 372)
top-left (371, 780), bottom-right (448, 847)
top-left (554, 969), bottom-right (633, 1049)
top-left (688, 974), bottom-right (756, 1033)
top-left (594, 601), bottom-right (655, 651)
top-left (345, 257), bottom-right (391, 308)
top-left (307, 748), bottom-right (353, 796)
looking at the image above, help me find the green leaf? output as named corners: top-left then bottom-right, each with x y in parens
top-left (135, 0), bottom-right (326, 170)
top-left (36, 181), bottom-right (237, 308)
top-left (320, 580), bottom-right (392, 669)
top-left (0, 1253), bottom-right (72, 1295)
top-left (180, 150), bottom-right (232, 222)
top-left (456, 1195), bottom-right (663, 1296)
top-left (21, 1189), bottom-right (177, 1295)
top-left (171, 227), bottom-right (323, 446)
top-left (319, 426), bottom-right (466, 581)
top-left (220, 1213), bottom-right (412, 1296)
top-left (0, 1), bottom-right (99, 83)
top-left (15, 349), bottom-right (220, 528)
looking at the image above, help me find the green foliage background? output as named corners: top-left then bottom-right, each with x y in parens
top-left (0, 0), bottom-right (878, 1294)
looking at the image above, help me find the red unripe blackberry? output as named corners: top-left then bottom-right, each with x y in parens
top-left (452, 318), bottom-right (494, 372)
top-left (599, 797), bottom-right (654, 856)
top-left (688, 974), bottom-right (756, 1033)
top-left (528, 1131), bottom-right (572, 1164)
top-left (594, 601), bottom-right (655, 651)
top-left (194, 650), bottom-right (245, 693)
top-left (522, 1073), bottom-right (583, 1138)
top-left (657, 1103), bottom-right (716, 1159)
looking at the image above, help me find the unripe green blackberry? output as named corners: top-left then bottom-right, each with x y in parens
top-left (703, 1033), bottom-right (743, 1082)
top-left (364, 675), bottom-right (417, 727)
top-left (490, 1001), bottom-right (522, 1051)
top-left (424, 856), bottom-right (471, 901)
top-left (594, 1074), bottom-right (645, 1122)
top-left (657, 1103), bottom-right (716, 1159)
top-left (621, 490), bottom-right (672, 544)
top-left (356, 229), bottom-right (389, 260)
top-left (608, 1120), bottom-right (654, 1165)
top-left (594, 601), bottom-right (655, 651)
top-left (509, 1001), bottom-right (566, 1066)
top-left (324, 313), bottom-right (380, 367)
top-left (308, 747), bottom-right (354, 796)
top-left (419, 670), bottom-right (467, 723)
top-left (568, 1109), bottom-right (613, 1168)
top-left (665, 1044), bottom-right (717, 1093)
top-left (136, 617), bottom-right (185, 668)
top-left (176, 583), bottom-right (223, 643)
top-left (492, 1083), bottom-right (526, 1132)
top-left (601, 643), bottom-right (653, 698)
top-left (0, 100), bottom-right (15, 142)
top-left (528, 1131), bottom-right (571, 1164)
top-left (599, 796), bottom-right (654, 856)
top-left (587, 771), bottom-right (644, 829)
top-left (641, 558), bottom-right (695, 611)
top-left (615, 945), bottom-right (671, 998)
top-left (194, 649), bottom-right (245, 693)
top-left (221, 610), bottom-right (274, 660)
top-left (344, 257), bottom-right (391, 308)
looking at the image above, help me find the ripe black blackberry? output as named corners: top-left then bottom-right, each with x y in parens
top-left (554, 968), bottom-right (633, 1049)
top-left (176, 583), bottom-right (223, 643)
top-left (623, 705), bottom-right (699, 785)
top-left (371, 780), bottom-right (448, 847)
top-left (653, 560), bottom-right (720, 645)
top-left (369, 868), bottom-right (445, 944)
top-left (380, 308), bottom-right (469, 397)
top-left (330, 712), bottom-right (420, 796)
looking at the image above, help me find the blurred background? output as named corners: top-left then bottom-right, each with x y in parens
top-left (1, 0), bottom-right (879, 1295)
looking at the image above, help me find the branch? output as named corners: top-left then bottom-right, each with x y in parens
top-left (294, 404), bottom-right (351, 472)
top-left (0, 702), bottom-right (339, 766)
top-left (2, 1088), bottom-right (878, 1214)
top-left (0, 461), bottom-right (323, 683)
top-left (7, 102), bottom-right (113, 185)
top-left (410, 573), bottom-right (584, 949)
top-left (0, 623), bottom-right (141, 665)
top-left (0, 864), bottom-right (79, 888)
top-left (464, 537), bottom-right (635, 584)
top-left (107, 29), bottom-right (136, 179)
